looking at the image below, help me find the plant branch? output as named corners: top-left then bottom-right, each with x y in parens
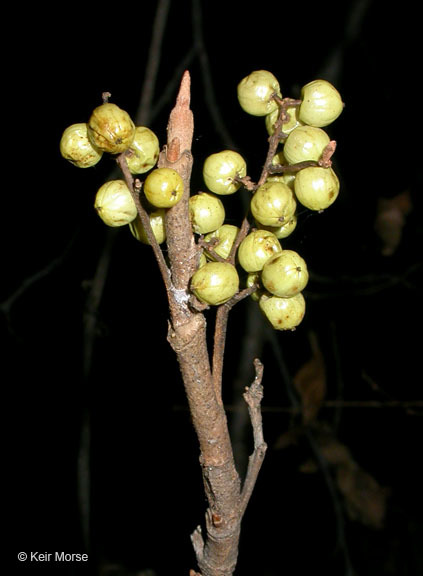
top-left (157, 73), bottom-right (248, 576)
top-left (116, 154), bottom-right (172, 293)
top-left (136, 0), bottom-right (171, 126)
top-left (239, 359), bottom-right (267, 516)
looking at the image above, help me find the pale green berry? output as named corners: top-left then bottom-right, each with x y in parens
top-left (125, 126), bottom-right (160, 174)
top-left (87, 102), bottom-right (135, 154)
top-left (261, 250), bottom-right (309, 297)
top-left (129, 209), bottom-right (166, 244)
top-left (190, 261), bottom-right (239, 305)
top-left (283, 125), bottom-right (330, 165)
top-left (203, 224), bottom-right (240, 260)
top-left (269, 155), bottom-right (296, 191)
top-left (94, 180), bottom-right (137, 227)
top-left (267, 172), bottom-right (296, 192)
top-left (257, 214), bottom-right (298, 239)
top-left (250, 181), bottom-right (297, 227)
top-left (259, 292), bottom-right (306, 331)
top-left (238, 229), bottom-right (282, 272)
top-left (246, 272), bottom-right (264, 302)
top-left (299, 79), bottom-right (343, 127)
top-left (198, 253), bottom-right (208, 268)
top-left (294, 166), bottom-right (339, 211)
top-left (237, 70), bottom-right (281, 116)
top-left (265, 106), bottom-right (302, 138)
top-left (60, 123), bottom-right (103, 168)
top-left (143, 167), bottom-right (184, 208)
top-left (203, 150), bottom-right (247, 195)
top-left (189, 192), bottom-right (225, 234)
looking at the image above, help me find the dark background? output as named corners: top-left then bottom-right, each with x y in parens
top-left (6, 1), bottom-right (422, 575)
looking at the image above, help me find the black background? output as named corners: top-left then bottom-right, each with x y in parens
top-left (7, 1), bottom-right (423, 575)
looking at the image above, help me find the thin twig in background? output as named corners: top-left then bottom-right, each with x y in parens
top-left (136, 0), bottom-right (171, 126)
top-left (191, 0), bottom-right (238, 150)
top-left (80, 0), bottom-right (173, 562)
top-left (266, 326), bottom-right (355, 574)
top-left (0, 231), bottom-right (78, 337)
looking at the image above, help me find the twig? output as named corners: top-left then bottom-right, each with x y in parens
top-left (191, 0), bottom-right (238, 150)
top-left (116, 154), bottom-right (172, 293)
top-left (240, 359), bottom-right (267, 516)
top-left (149, 48), bottom-right (196, 125)
top-left (136, 0), bottom-right (171, 126)
top-left (0, 231), bottom-right (78, 334)
top-left (257, 97), bottom-right (301, 187)
top-left (212, 285), bottom-right (258, 405)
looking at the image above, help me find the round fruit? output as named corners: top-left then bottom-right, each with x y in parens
top-left (294, 166), bottom-right (340, 211)
top-left (283, 125), bottom-right (330, 165)
top-left (203, 150), bottom-right (247, 195)
top-left (125, 126), bottom-right (160, 174)
top-left (94, 180), bottom-right (137, 227)
top-left (238, 229), bottom-right (282, 272)
top-left (204, 224), bottom-right (240, 260)
top-left (143, 167), bottom-right (184, 208)
top-left (267, 172), bottom-right (296, 192)
top-left (246, 272), bottom-right (264, 302)
top-left (60, 123), bottom-right (103, 168)
top-left (259, 292), bottom-right (306, 331)
top-left (261, 250), bottom-right (309, 297)
top-left (129, 209), bottom-right (166, 244)
top-left (299, 79), bottom-right (343, 127)
top-left (265, 106), bottom-right (302, 138)
top-left (250, 181), bottom-right (297, 227)
top-left (189, 192), bottom-right (225, 234)
top-left (87, 102), bottom-right (135, 154)
top-left (190, 261), bottom-right (239, 305)
top-left (257, 214), bottom-right (297, 239)
top-left (237, 70), bottom-right (281, 116)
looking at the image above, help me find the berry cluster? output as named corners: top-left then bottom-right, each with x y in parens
top-left (60, 71), bottom-right (343, 331)
top-left (192, 71), bottom-right (343, 330)
top-left (60, 97), bottom-right (179, 230)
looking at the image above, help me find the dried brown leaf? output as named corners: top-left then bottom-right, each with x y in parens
top-left (336, 463), bottom-right (388, 529)
top-left (293, 331), bottom-right (326, 424)
top-left (374, 189), bottom-right (412, 256)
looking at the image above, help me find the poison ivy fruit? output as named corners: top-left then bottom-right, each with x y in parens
top-left (143, 167), bottom-right (184, 208)
top-left (87, 102), bottom-right (136, 154)
top-left (261, 250), bottom-right (309, 297)
top-left (299, 79), bottom-right (343, 127)
top-left (265, 106), bottom-right (302, 138)
top-left (203, 224), bottom-right (240, 260)
top-left (203, 150), bottom-right (247, 195)
top-left (283, 125), bottom-right (330, 165)
top-left (294, 166), bottom-right (340, 211)
top-left (190, 261), bottom-right (239, 305)
top-left (60, 123), bottom-right (103, 168)
top-left (198, 253), bottom-right (208, 268)
top-left (238, 229), bottom-right (282, 272)
top-left (259, 292), bottom-right (306, 331)
top-left (237, 70), bottom-right (281, 116)
top-left (189, 192), bottom-right (225, 234)
top-left (94, 180), bottom-right (137, 227)
top-left (129, 209), bottom-right (166, 244)
top-left (246, 272), bottom-right (264, 302)
top-left (250, 181), bottom-right (297, 227)
top-left (257, 214), bottom-right (298, 239)
top-left (125, 126), bottom-right (160, 174)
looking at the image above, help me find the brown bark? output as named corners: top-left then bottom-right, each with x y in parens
top-left (159, 71), bottom-right (243, 576)
top-left (120, 71), bottom-right (266, 576)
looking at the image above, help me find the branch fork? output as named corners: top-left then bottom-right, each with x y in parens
top-left (118, 71), bottom-right (266, 576)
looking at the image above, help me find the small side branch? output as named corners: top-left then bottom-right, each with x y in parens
top-left (240, 359), bottom-right (267, 517)
top-left (116, 154), bottom-right (172, 293)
